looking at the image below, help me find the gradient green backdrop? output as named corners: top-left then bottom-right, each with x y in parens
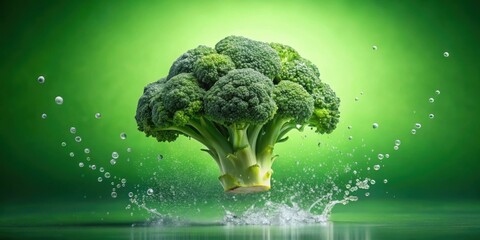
top-left (1, 0), bottom-right (479, 219)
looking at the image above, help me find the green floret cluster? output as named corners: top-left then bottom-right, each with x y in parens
top-left (135, 36), bottom-right (340, 193)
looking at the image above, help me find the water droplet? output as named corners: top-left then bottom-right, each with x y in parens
top-left (360, 91), bottom-right (364, 95)
top-left (354, 97), bottom-right (359, 101)
top-left (128, 192), bottom-right (134, 198)
top-left (295, 124), bottom-right (302, 129)
top-left (395, 140), bottom-right (401, 146)
top-left (55, 96), bottom-right (63, 105)
top-left (415, 123), bottom-right (422, 129)
top-left (41, 113), bottom-right (47, 119)
top-left (86, 156), bottom-right (91, 161)
top-left (112, 152), bottom-right (119, 159)
top-left (37, 76), bottom-right (45, 84)
top-left (75, 136), bottom-right (82, 142)
top-left (99, 167), bottom-right (104, 173)
top-left (69, 152), bottom-right (75, 157)
top-left (147, 188), bottom-right (154, 196)
top-left (98, 177), bottom-right (103, 182)
top-left (70, 127), bottom-right (76, 134)
top-left (84, 148), bottom-right (90, 154)
top-left (121, 178), bottom-right (127, 184)
top-left (373, 165), bottom-right (380, 171)
top-left (95, 113), bottom-right (102, 119)
top-left (411, 129), bottom-right (417, 134)
top-left (372, 123), bottom-right (379, 129)
top-left (348, 136), bottom-right (353, 140)
top-left (91, 165), bottom-right (96, 170)
top-left (383, 179), bottom-right (388, 184)
top-left (110, 159), bottom-right (116, 165)
top-left (317, 142), bottom-right (321, 147)
top-left (443, 51), bottom-right (449, 57)
top-left (365, 192), bottom-right (370, 197)
top-left (127, 147), bottom-right (132, 152)
top-left (385, 154), bottom-right (390, 159)
top-left (435, 90), bottom-right (441, 95)
top-left (370, 180), bottom-right (376, 185)
top-left (378, 154), bottom-right (384, 160)
top-left (429, 114), bottom-right (435, 119)
top-left (372, 45), bottom-right (378, 50)
top-left (120, 132), bottom-right (127, 140)
top-left (394, 146), bottom-right (399, 151)
top-left (157, 154), bottom-right (163, 161)
top-left (79, 162), bottom-right (84, 167)
top-left (111, 192), bottom-right (117, 198)
top-left (429, 98), bottom-right (435, 103)
top-left (347, 125), bottom-right (352, 130)
top-left (61, 142), bottom-right (67, 147)
top-left (105, 172), bottom-right (111, 178)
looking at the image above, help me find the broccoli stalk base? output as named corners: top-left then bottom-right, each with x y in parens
top-left (219, 164), bottom-right (272, 193)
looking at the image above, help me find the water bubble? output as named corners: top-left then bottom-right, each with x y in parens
top-left (91, 165), bottom-right (96, 170)
top-left (84, 148), bottom-right (90, 154)
top-left (411, 129), bottom-right (417, 134)
top-left (429, 98), bottom-right (435, 103)
top-left (378, 154), bottom-right (384, 160)
top-left (55, 96), bottom-right (64, 105)
top-left (41, 113), bottom-right (47, 119)
top-left (97, 177), bottom-right (103, 182)
top-left (385, 154), bottom-right (390, 159)
top-left (127, 147), bottom-right (132, 152)
top-left (147, 188), bottom-right (154, 196)
top-left (112, 152), bottom-right (119, 159)
top-left (360, 91), bottom-right (364, 95)
top-left (395, 140), bottom-right (401, 146)
top-left (37, 76), bottom-right (45, 84)
top-left (70, 127), bottom-right (76, 134)
top-left (415, 123), bottom-right (422, 129)
top-left (372, 45), bottom-right (378, 50)
top-left (443, 51), bottom-right (449, 57)
top-left (99, 167), bottom-right (104, 173)
top-left (110, 159), bottom-right (116, 165)
top-left (348, 136), bottom-right (353, 140)
top-left (435, 90), bottom-right (441, 95)
top-left (111, 192), bottom-right (117, 198)
top-left (365, 192), bottom-right (370, 197)
top-left (79, 162), bottom-right (84, 168)
top-left (157, 154), bottom-right (164, 161)
top-left (69, 152), bottom-right (75, 157)
top-left (75, 136), bottom-right (82, 142)
top-left (61, 142), bottom-right (67, 147)
top-left (104, 172), bottom-right (111, 178)
top-left (121, 178), bottom-right (127, 184)
top-left (429, 114), bottom-right (435, 119)
top-left (354, 97), bottom-right (359, 101)
top-left (394, 146), bottom-right (399, 150)
top-left (347, 125), bottom-right (352, 130)
top-left (128, 192), bottom-right (134, 198)
top-left (384, 179), bottom-right (388, 184)
top-left (372, 123), bottom-right (379, 129)
top-left (370, 180), bottom-right (376, 185)
top-left (373, 165), bottom-right (380, 171)
top-left (120, 132), bottom-right (127, 140)
top-left (95, 113), bottom-right (102, 119)
top-left (86, 157), bottom-right (91, 161)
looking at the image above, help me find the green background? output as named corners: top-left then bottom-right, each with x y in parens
top-left (1, 0), bottom-right (479, 223)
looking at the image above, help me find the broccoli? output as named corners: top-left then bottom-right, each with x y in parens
top-left (135, 36), bottom-right (340, 193)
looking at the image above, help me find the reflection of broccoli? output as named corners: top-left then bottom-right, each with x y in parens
top-left (135, 36), bottom-right (340, 193)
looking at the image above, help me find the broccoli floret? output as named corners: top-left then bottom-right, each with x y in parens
top-left (167, 45), bottom-right (216, 79)
top-left (308, 81), bottom-right (341, 134)
top-left (215, 36), bottom-right (281, 79)
top-left (135, 36), bottom-right (340, 193)
top-left (204, 68), bottom-right (276, 126)
top-left (193, 53), bottom-right (235, 89)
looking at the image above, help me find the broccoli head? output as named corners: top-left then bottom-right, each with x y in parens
top-left (135, 36), bottom-right (340, 193)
